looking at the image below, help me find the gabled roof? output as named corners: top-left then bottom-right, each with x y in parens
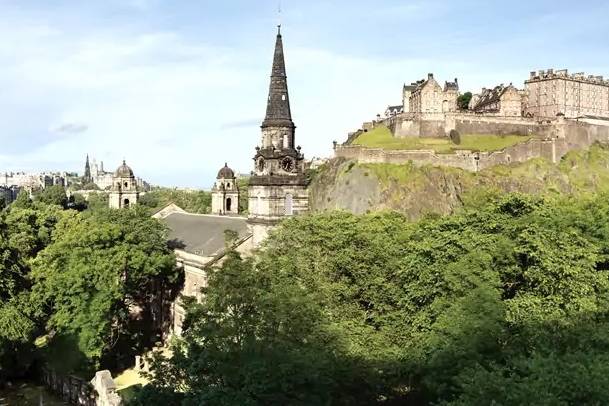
top-left (473, 84), bottom-right (516, 110)
top-left (162, 213), bottom-right (250, 257)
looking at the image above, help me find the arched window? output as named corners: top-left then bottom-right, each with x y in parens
top-left (124, 182), bottom-right (128, 188)
top-left (284, 193), bottom-right (293, 216)
top-left (226, 197), bottom-right (232, 212)
top-left (123, 198), bottom-right (130, 208)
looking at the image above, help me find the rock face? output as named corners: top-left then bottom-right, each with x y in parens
top-left (309, 144), bottom-right (609, 220)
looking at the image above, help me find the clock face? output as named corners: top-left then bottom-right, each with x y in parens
top-left (281, 157), bottom-right (295, 172)
top-left (257, 157), bottom-right (265, 172)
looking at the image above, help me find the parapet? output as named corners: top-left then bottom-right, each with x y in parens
top-left (528, 68), bottom-right (609, 86)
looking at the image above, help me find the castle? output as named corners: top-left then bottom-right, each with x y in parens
top-left (391, 68), bottom-right (609, 124)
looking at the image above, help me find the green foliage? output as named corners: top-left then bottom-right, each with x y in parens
top-left (457, 91), bottom-right (472, 110)
top-left (85, 192), bottom-right (109, 211)
top-left (82, 182), bottom-right (100, 190)
top-left (29, 206), bottom-right (178, 371)
top-left (137, 193), bottom-right (609, 404)
top-left (449, 129), bottom-right (461, 145)
top-left (352, 124), bottom-right (531, 152)
top-left (139, 188), bottom-right (212, 214)
top-left (12, 190), bottom-right (33, 209)
top-left (35, 185), bottom-right (68, 208)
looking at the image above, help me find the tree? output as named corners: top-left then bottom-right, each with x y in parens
top-left (35, 185), bottom-right (68, 208)
top-left (457, 91), bottom-right (472, 110)
top-left (12, 190), bottom-right (33, 209)
top-left (29, 206), bottom-right (178, 372)
top-left (135, 194), bottom-right (609, 404)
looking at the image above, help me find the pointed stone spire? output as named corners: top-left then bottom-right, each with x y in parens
top-left (262, 25), bottom-right (294, 128)
top-left (84, 154), bottom-right (91, 182)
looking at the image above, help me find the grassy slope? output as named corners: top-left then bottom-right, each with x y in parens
top-left (310, 144), bottom-right (609, 219)
top-left (351, 124), bottom-right (531, 153)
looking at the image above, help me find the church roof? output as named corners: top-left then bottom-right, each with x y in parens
top-left (115, 160), bottom-right (134, 178)
top-left (262, 26), bottom-right (294, 128)
top-left (217, 163), bottom-right (235, 179)
top-left (162, 213), bottom-right (250, 257)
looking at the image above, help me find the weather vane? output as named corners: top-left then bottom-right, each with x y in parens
top-left (277, 0), bottom-right (282, 31)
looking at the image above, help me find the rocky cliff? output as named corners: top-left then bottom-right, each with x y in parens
top-left (309, 143), bottom-right (609, 219)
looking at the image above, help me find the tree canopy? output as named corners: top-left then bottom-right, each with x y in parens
top-left (134, 193), bottom-right (609, 405)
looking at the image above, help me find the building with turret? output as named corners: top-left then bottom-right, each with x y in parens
top-left (109, 160), bottom-right (139, 209)
top-left (211, 163), bottom-right (239, 215)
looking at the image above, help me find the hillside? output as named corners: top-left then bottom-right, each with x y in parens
top-left (309, 143), bottom-right (609, 219)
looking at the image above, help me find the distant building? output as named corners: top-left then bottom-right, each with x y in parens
top-left (211, 163), bottom-right (240, 215)
top-left (108, 160), bottom-right (139, 209)
top-left (404, 74), bottom-right (459, 116)
top-left (385, 105), bottom-right (404, 117)
top-left (525, 69), bottom-right (609, 118)
top-left (82, 155), bottom-right (150, 191)
top-left (0, 185), bottom-right (21, 205)
top-left (470, 83), bottom-right (522, 116)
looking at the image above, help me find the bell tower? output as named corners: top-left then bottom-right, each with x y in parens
top-left (247, 26), bottom-right (308, 246)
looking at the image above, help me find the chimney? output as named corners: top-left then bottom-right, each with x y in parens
top-left (530, 71), bottom-right (536, 79)
top-left (428, 73), bottom-right (434, 80)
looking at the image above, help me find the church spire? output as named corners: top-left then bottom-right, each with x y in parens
top-left (262, 26), bottom-right (293, 128)
top-left (84, 154), bottom-right (91, 182)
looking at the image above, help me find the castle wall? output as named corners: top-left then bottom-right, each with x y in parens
top-left (453, 115), bottom-right (543, 136)
top-left (335, 119), bottom-right (609, 172)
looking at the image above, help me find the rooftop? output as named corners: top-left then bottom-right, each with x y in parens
top-left (162, 212), bottom-right (250, 257)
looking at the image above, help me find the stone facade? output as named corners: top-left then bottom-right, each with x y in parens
top-left (525, 69), bottom-right (609, 118)
top-left (470, 84), bottom-right (522, 116)
top-left (108, 160), bottom-right (139, 209)
top-left (211, 163), bottom-right (240, 215)
top-left (404, 74), bottom-right (459, 117)
top-left (247, 26), bottom-right (309, 246)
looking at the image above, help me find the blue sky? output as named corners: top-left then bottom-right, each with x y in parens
top-left (1, 0), bottom-right (608, 187)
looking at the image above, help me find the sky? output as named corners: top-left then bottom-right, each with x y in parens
top-left (0, 0), bottom-right (608, 188)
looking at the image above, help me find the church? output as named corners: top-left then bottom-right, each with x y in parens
top-left (151, 25), bottom-right (310, 334)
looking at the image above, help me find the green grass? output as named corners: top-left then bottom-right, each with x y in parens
top-left (351, 125), bottom-right (531, 153)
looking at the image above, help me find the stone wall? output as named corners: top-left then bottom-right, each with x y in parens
top-left (335, 119), bottom-right (609, 171)
top-left (41, 368), bottom-right (96, 406)
top-left (386, 112), bottom-right (548, 138)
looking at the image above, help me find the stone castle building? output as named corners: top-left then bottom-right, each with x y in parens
top-left (247, 25), bottom-right (309, 245)
top-left (525, 69), bottom-right (609, 118)
top-left (211, 163), bottom-right (239, 215)
top-left (108, 160), bottom-right (139, 209)
top-left (469, 83), bottom-right (522, 116)
top-left (403, 74), bottom-right (459, 116)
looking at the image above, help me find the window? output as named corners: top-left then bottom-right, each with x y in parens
top-left (284, 193), bottom-right (293, 216)
top-left (124, 182), bottom-right (128, 188)
top-left (123, 198), bottom-right (130, 208)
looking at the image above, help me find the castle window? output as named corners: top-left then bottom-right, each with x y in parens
top-left (282, 94), bottom-right (286, 101)
top-left (123, 198), bottom-right (130, 208)
top-left (124, 182), bottom-right (128, 188)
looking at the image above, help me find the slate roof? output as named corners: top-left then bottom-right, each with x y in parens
top-left (162, 213), bottom-right (250, 257)
top-left (262, 26), bottom-right (294, 128)
top-left (473, 84), bottom-right (514, 111)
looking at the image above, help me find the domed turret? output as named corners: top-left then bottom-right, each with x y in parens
top-left (115, 160), bottom-right (134, 178)
top-left (211, 162), bottom-right (239, 215)
top-left (217, 163), bottom-right (235, 179)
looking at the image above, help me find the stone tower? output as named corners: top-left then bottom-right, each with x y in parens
top-left (109, 160), bottom-right (139, 209)
top-left (83, 154), bottom-right (92, 184)
top-left (211, 163), bottom-right (239, 215)
top-left (247, 26), bottom-right (309, 245)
